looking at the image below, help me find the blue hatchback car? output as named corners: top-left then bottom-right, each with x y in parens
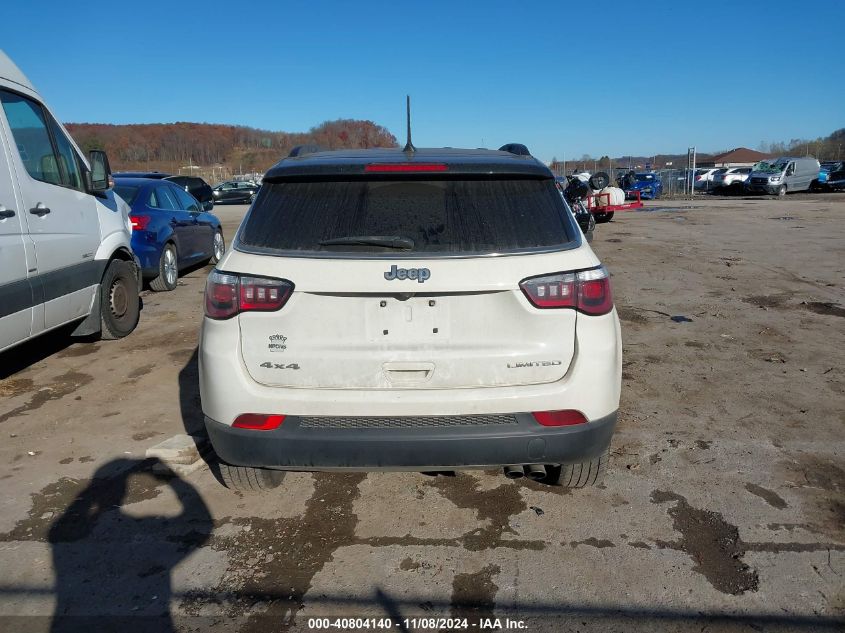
top-left (114, 178), bottom-right (224, 291)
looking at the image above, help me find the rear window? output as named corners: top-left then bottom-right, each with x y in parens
top-left (114, 185), bottom-right (140, 205)
top-left (239, 178), bottom-right (577, 256)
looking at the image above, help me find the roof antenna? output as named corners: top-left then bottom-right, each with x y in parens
top-left (403, 95), bottom-right (415, 153)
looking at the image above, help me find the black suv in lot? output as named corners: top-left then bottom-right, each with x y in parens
top-left (114, 172), bottom-right (214, 210)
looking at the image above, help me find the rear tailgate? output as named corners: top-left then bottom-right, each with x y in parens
top-left (235, 250), bottom-right (597, 389)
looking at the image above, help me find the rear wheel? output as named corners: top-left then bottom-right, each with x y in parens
top-left (218, 462), bottom-right (285, 491)
top-left (210, 230), bottom-right (225, 264)
top-left (150, 243), bottom-right (178, 292)
top-left (99, 260), bottom-right (140, 340)
top-left (544, 449), bottom-right (609, 488)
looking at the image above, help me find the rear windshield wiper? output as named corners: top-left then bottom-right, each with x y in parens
top-left (319, 235), bottom-right (415, 249)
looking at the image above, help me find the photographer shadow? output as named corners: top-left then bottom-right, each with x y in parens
top-left (48, 457), bottom-right (212, 633)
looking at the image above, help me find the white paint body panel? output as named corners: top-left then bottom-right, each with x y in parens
top-left (201, 245), bottom-right (622, 425)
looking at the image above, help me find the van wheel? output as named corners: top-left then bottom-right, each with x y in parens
top-left (544, 449), bottom-right (609, 488)
top-left (218, 462), bottom-right (285, 491)
top-left (150, 243), bottom-right (178, 292)
top-left (100, 260), bottom-right (140, 340)
top-left (777, 185), bottom-right (787, 196)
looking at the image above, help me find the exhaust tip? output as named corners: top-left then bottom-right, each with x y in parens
top-left (504, 465), bottom-right (524, 479)
top-left (525, 464), bottom-right (547, 481)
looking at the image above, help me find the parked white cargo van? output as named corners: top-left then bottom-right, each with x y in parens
top-left (745, 157), bottom-right (821, 196)
top-left (0, 50), bottom-right (140, 352)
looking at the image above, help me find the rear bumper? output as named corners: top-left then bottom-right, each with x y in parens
top-left (130, 236), bottom-right (163, 276)
top-left (205, 411), bottom-right (617, 470)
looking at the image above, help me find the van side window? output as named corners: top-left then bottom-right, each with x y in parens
top-left (0, 90), bottom-right (62, 186)
top-left (46, 115), bottom-right (84, 191)
top-left (0, 90), bottom-right (85, 191)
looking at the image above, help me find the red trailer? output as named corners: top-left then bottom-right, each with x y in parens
top-left (585, 190), bottom-right (644, 213)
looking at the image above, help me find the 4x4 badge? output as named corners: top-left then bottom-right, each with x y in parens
top-left (384, 265), bottom-right (430, 283)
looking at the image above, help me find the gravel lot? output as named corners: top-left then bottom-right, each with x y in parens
top-left (0, 195), bottom-right (843, 632)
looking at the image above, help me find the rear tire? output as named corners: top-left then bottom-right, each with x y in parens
top-left (150, 243), bottom-right (178, 292)
top-left (210, 229), bottom-right (225, 264)
top-left (594, 211), bottom-right (615, 223)
top-left (545, 449), bottom-right (609, 488)
top-left (99, 260), bottom-right (140, 340)
top-left (218, 462), bottom-right (285, 491)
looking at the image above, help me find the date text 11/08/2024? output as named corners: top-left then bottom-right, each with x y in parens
top-left (307, 617), bottom-right (529, 630)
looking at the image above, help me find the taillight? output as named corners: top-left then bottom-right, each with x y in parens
top-left (204, 270), bottom-right (293, 319)
top-left (233, 413), bottom-right (286, 430)
top-left (532, 410), bottom-right (587, 426)
top-left (130, 215), bottom-right (151, 230)
top-left (519, 266), bottom-right (613, 315)
top-left (695, 175), bottom-right (702, 181)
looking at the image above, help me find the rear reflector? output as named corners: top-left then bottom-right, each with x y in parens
top-left (364, 163), bottom-right (448, 173)
top-left (205, 270), bottom-right (293, 319)
top-left (532, 410), bottom-right (587, 426)
top-left (233, 414), bottom-right (286, 430)
top-left (519, 266), bottom-right (613, 315)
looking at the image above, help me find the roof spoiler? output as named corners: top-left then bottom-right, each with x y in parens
top-left (288, 144), bottom-right (324, 158)
top-left (499, 143), bottom-right (531, 156)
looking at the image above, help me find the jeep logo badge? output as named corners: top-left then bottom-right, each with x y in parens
top-left (384, 264), bottom-right (430, 283)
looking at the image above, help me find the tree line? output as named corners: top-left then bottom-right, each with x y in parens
top-left (65, 119), bottom-right (398, 174)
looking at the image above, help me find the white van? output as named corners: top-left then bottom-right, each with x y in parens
top-left (0, 51), bottom-right (140, 352)
top-left (745, 157), bottom-right (821, 196)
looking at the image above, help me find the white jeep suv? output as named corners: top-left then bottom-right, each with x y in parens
top-left (199, 144), bottom-right (622, 491)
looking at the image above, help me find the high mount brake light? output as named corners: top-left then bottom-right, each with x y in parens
top-left (233, 414), bottom-right (286, 430)
top-left (532, 410), bottom-right (587, 426)
top-left (129, 215), bottom-right (151, 230)
top-left (519, 266), bottom-right (613, 315)
top-left (364, 163), bottom-right (448, 173)
top-left (205, 270), bottom-right (293, 319)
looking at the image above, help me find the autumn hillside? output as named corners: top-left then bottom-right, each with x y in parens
top-left (66, 119), bottom-right (398, 181)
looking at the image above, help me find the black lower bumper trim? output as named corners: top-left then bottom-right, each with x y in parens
top-left (204, 411), bottom-right (618, 470)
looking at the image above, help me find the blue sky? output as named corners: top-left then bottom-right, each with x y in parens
top-left (4, 0), bottom-right (843, 162)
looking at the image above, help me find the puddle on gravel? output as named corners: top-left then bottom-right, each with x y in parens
top-left (127, 363), bottom-right (156, 379)
top-left (55, 345), bottom-right (99, 358)
top-left (650, 490), bottom-right (759, 595)
top-left (745, 483), bottom-right (788, 509)
top-left (447, 564), bottom-right (500, 625)
top-left (616, 306), bottom-right (650, 324)
top-left (426, 473), bottom-right (535, 551)
top-left (0, 462), bottom-right (164, 543)
top-left (0, 370), bottom-right (93, 424)
top-left (803, 301), bottom-right (845, 318)
top-left (570, 537), bottom-right (615, 549)
top-left (742, 293), bottom-right (793, 309)
top-left (189, 473), bottom-right (367, 626)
